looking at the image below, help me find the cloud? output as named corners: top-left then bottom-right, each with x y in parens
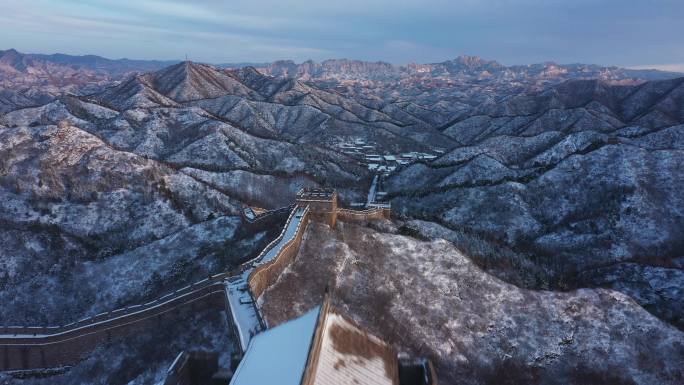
top-left (0, 0), bottom-right (681, 65)
top-left (627, 64), bottom-right (684, 73)
top-left (100, 0), bottom-right (310, 30)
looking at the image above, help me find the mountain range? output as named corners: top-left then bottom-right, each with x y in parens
top-left (3, 47), bottom-right (682, 116)
top-left (262, 55), bottom-right (682, 82)
top-left (0, 48), bottom-right (682, 385)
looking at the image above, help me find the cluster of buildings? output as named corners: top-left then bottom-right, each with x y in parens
top-left (332, 137), bottom-right (444, 176)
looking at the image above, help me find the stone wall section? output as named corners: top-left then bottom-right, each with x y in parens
top-left (248, 207), bottom-right (311, 300)
top-left (0, 281), bottom-right (227, 370)
top-left (337, 207), bottom-right (390, 222)
top-left (0, 199), bottom-right (391, 372)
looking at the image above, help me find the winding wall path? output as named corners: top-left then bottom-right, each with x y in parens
top-left (226, 206), bottom-right (309, 351)
top-left (0, 202), bottom-right (385, 372)
top-left (0, 206), bottom-right (299, 371)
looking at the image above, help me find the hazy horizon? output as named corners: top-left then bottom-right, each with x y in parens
top-left (0, 0), bottom-right (683, 71)
top-left (3, 46), bottom-right (684, 74)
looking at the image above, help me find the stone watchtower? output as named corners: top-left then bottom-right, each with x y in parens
top-left (296, 188), bottom-right (338, 227)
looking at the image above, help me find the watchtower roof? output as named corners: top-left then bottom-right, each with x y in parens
top-left (296, 188), bottom-right (336, 201)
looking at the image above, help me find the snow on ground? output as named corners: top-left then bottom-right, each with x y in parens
top-left (0, 308), bottom-right (234, 385)
top-left (226, 206), bottom-right (306, 350)
top-left (0, 214), bottom-right (269, 325)
top-left (367, 174), bottom-right (378, 206)
top-left (226, 271), bottom-right (262, 351)
top-left (82, 216), bottom-right (242, 315)
top-left (230, 307), bottom-right (319, 385)
top-left (260, 220), bottom-right (684, 385)
top-left (311, 310), bottom-right (396, 385)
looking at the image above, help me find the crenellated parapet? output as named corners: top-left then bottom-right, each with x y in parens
top-left (296, 188), bottom-right (338, 227)
top-left (337, 206), bottom-right (390, 222)
top-left (247, 206), bottom-right (311, 301)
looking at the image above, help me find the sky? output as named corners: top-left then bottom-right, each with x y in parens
top-left (0, 0), bottom-right (682, 70)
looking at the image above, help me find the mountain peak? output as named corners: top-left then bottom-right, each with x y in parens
top-left (149, 61), bottom-right (261, 102)
top-left (455, 54), bottom-right (484, 63)
top-left (450, 55), bottom-right (503, 69)
top-left (0, 48), bottom-right (28, 71)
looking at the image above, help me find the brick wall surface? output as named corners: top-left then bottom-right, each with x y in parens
top-left (248, 210), bottom-right (311, 299)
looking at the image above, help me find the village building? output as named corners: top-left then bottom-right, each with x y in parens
top-left (366, 154), bottom-right (384, 163)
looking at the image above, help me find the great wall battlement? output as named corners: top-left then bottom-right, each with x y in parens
top-left (241, 204), bottom-right (294, 224)
top-left (0, 280), bottom-right (228, 371)
top-left (337, 207), bottom-right (390, 222)
top-left (296, 188), bottom-right (338, 227)
top-left (0, 206), bottom-right (291, 372)
top-left (248, 207), bottom-right (311, 301)
top-left (248, 206), bottom-right (391, 303)
top-left (225, 205), bottom-right (309, 351)
top-left (0, 189), bottom-right (392, 375)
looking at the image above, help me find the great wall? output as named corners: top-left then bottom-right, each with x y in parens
top-left (0, 188), bottom-right (392, 379)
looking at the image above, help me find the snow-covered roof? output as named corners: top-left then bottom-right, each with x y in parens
top-left (229, 296), bottom-right (404, 385)
top-left (297, 188), bottom-right (336, 200)
top-left (230, 306), bottom-right (321, 385)
top-left (243, 207), bottom-right (256, 220)
top-left (305, 310), bottom-right (399, 385)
